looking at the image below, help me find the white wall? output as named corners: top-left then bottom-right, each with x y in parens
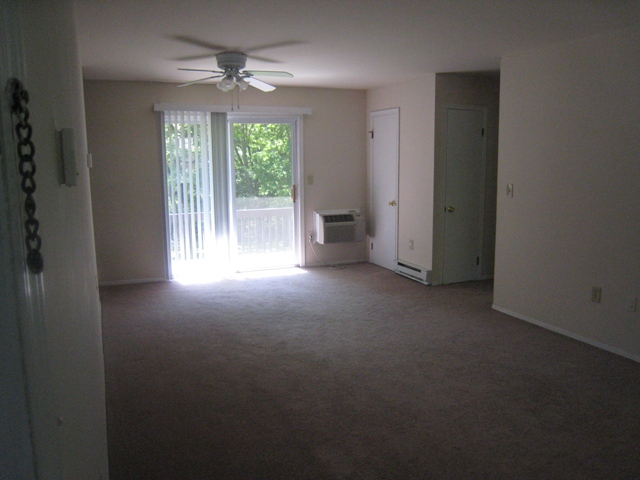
top-left (84, 82), bottom-right (367, 283)
top-left (0, 1), bottom-right (109, 477)
top-left (494, 26), bottom-right (640, 360)
top-left (367, 76), bottom-right (437, 271)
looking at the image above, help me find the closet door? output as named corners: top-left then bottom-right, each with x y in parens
top-left (369, 108), bottom-right (399, 271)
top-left (442, 106), bottom-right (486, 284)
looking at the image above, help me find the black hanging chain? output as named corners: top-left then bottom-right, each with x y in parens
top-left (7, 78), bottom-right (44, 274)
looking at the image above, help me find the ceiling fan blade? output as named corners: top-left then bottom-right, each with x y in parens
top-left (245, 70), bottom-right (293, 78)
top-left (178, 67), bottom-right (222, 73)
top-left (245, 54), bottom-right (282, 64)
top-left (178, 51), bottom-right (281, 64)
top-left (248, 77), bottom-right (276, 92)
top-left (176, 53), bottom-right (220, 61)
top-left (246, 40), bottom-right (303, 53)
top-left (243, 41), bottom-right (304, 63)
top-left (170, 35), bottom-right (230, 52)
top-left (170, 36), bottom-right (303, 63)
top-left (177, 75), bottom-right (223, 88)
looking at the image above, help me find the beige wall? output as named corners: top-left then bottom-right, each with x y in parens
top-left (494, 26), bottom-right (640, 360)
top-left (432, 73), bottom-right (500, 284)
top-left (1, 0), bottom-right (108, 477)
top-left (84, 82), bottom-right (367, 283)
top-left (367, 76), bottom-right (437, 271)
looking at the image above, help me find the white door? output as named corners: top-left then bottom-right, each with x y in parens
top-left (442, 107), bottom-right (486, 284)
top-left (370, 108), bottom-right (399, 271)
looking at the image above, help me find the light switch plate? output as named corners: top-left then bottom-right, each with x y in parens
top-left (506, 183), bottom-right (514, 197)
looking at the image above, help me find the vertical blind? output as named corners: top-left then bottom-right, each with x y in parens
top-left (163, 110), bottom-right (215, 263)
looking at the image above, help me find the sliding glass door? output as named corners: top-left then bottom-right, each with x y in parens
top-left (229, 117), bottom-right (300, 271)
top-left (162, 110), bottom-right (301, 280)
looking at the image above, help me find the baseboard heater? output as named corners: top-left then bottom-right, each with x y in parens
top-left (396, 261), bottom-right (431, 285)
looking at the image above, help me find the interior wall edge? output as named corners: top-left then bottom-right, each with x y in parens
top-left (492, 305), bottom-right (640, 364)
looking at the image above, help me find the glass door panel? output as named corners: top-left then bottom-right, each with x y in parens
top-left (230, 120), bottom-right (298, 271)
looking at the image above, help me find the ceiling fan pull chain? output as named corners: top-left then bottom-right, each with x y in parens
top-left (7, 78), bottom-right (44, 274)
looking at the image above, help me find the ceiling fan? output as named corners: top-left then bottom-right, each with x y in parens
top-left (177, 51), bottom-right (293, 92)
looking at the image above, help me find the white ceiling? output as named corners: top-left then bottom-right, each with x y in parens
top-left (75, 0), bottom-right (640, 90)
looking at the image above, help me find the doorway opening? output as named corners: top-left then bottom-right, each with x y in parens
top-left (162, 110), bottom-right (302, 281)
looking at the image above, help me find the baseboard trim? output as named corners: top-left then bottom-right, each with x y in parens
top-left (492, 305), bottom-right (640, 363)
top-left (99, 278), bottom-right (167, 287)
top-left (305, 259), bottom-right (368, 268)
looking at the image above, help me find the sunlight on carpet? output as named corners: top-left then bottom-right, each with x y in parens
top-left (233, 267), bottom-right (308, 280)
top-left (173, 261), bottom-right (307, 285)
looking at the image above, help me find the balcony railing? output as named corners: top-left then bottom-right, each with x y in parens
top-left (168, 206), bottom-right (294, 262)
top-left (235, 207), bottom-right (294, 254)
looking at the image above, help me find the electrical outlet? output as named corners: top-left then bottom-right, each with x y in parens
top-left (591, 286), bottom-right (602, 303)
top-left (409, 239), bottom-right (414, 250)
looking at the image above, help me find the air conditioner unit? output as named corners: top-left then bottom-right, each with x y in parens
top-left (314, 209), bottom-right (366, 244)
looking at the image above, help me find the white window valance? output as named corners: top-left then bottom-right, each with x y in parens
top-left (154, 103), bottom-right (312, 116)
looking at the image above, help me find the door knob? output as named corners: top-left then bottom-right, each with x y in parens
top-left (446, 206), bottom-right (455, 212)
top-left (389, 200), bottom-right (397, 206)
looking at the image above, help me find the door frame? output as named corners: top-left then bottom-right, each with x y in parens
top-left (227, 113), bottom-right (305, 268)
top-left (434, 104), bottom-right (487, 284)
top-left (369, 108), bottom-right (399, 271)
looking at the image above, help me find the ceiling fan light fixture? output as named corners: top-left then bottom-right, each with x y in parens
top-left (217, 74), bottom-right (235, 92)
top-left (237, 76), bottom-right (251, 91)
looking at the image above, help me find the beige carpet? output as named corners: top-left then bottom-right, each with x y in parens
top-left (100, 263), bottom-right (640, 479)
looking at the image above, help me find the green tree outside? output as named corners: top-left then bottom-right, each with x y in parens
top-left (165, 121), bottom-right (207, 215)
top-left (233, 123), bottom-right (292, 208)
